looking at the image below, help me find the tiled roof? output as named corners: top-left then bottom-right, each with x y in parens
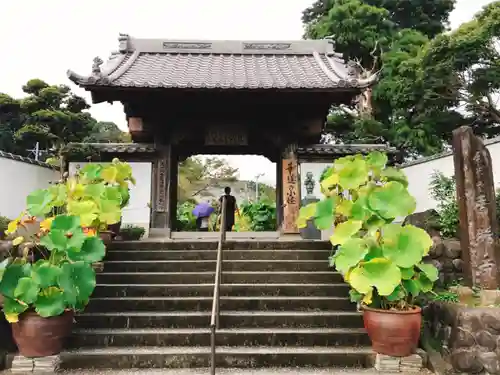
top-left (298, 144), bottom-right (397, 156)
top-left (67, 143), bottom-right (156, 154)
top-left (67, 34), bottom-right (377, 90)
top-left (0, 150), bottom-right (58, 169)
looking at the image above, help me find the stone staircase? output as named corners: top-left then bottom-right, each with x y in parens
top-left (63, 240), bottom-right (374, 370)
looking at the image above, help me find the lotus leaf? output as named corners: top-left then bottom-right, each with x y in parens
top-left (26, 189), bottom-right (55, 217)
top-left (35, 287), bottom-right (65, 317)
top-left (349, 258), bottom-right (401, 296)
top-left (367, 182), bottom-right (416, 219)
top-left (381, 224), bottom-right (432, 268)
top-left (40, 215), bottom-right (86, 252)
top-left (337, 158), bottom-right (369, 190)
top-left (329, 220), bottom-right (363, 246)
top-left (314, 197), bottom-right (336, 230)
top-left (381, 167), bottom-right (409, 187)
top-left (58, 261), bottom-right (96, 307)
top-left (332, 238), bottom-right (369, 274)
top-left (67, 236), bottom-right (105, 263)
top-left (14, 277), bottom-right (39, 304)
top-left (32, 260), bottom-right (61, 288)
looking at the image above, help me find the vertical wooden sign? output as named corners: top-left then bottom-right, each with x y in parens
top-left (282, 158), bottom-right (300, 234)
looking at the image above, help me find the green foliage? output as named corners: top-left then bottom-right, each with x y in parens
top-left (176, 201), bottom-right (197, 231)
top-left (0, 160), bottom-right (134, 321)
top-left (20, 159), bottom-right (135, 232)
top-left (429, 172), bottom-right (459, 238)
top-left (240, 200), bottom-right (277, 231)
top-left (431, 290), bottom-right (459, 304)
top-left (178, 157), bottom-right (239, 204)
top-left (0, 216), bottom-right (9, 240)
top-left (0, 79), bottom-right (128, 157)
top-left (84, 122), bottom-right (132, 144)
top-left (430, 171), bottom-right (500, 238)
top-left (302, 1), bottom-right (500, 158)
top-left (119, 225), bottom-right (146, 241)
top-left (0, 213), bottom-right (105, 322)
top-left (298, 151), bottom-right (437, 310)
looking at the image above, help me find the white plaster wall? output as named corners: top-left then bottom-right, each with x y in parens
top-left (402, 141), bottom-right (500, 214)
top-left (69, 162), bottom-right (152, 237)
top-left (0, 157), bottom-right (59, 219)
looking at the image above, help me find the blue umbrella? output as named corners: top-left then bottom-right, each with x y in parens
top-left (192, 202), bottom-right (215, 218)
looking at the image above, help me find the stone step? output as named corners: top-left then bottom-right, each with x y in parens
top-left (92, 283), bottom-right (350, 298)
top-left (57, 346), bottom-right (374, 369)
top-left (107, 240), bottom-right (332, 251)
top-left (103, 260), bottom-right (331, 272)
top-left (85, 296), bottom-right (356, 312)
top-left (75, 311), bottom-right (363, 329)
top-left (106, 249), bottom-right (332, 261)
top-left (96, 271), bottom-right (343, 284)
top-left (69, 327), bottom-right (370, 347)
top-left (19, 369), bottom-right (428, 375)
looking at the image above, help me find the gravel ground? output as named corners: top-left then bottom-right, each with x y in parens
top-left (38, 368), bottom-right (431, 374)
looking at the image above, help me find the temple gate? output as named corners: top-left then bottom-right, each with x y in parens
top-left (68, 34), bottom-right (377, 238)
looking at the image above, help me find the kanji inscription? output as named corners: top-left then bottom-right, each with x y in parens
top-left (282, 158), bottom-right (300, 233)
top-left (205, 126), bottom-right (248, 146)
top-left (452, 126), bottom-right (500, 289)
top-left (156, 158), bottom-right (167, 213)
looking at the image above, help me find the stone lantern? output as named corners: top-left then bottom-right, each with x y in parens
top-left (300, 171), bottom-right (321, 240)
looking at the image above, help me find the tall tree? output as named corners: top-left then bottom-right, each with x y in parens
top-left (178, 156), bottom-right (239, 203)
top-left (0, 79), bottom-right (129, 159)
top-left (84, 121), bottom-right (131, 144)
top-left (302, 0), bottom-right (458, 157)
top-left (14, 79), bottom-right (95, 158)
top-left (424, 1), bottom-right (500, 135)
top-left (0, 94), bottom-right (23, 154)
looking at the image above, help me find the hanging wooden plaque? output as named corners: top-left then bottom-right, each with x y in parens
top-left (205, 125), bottom-right (248, 146)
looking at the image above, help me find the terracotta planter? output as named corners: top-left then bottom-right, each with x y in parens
top-left (362, 305), bottom-right (422, 357)
top-left (99, 231), bottom-right (113, 245)
top-left (11, 310), bottom-right (74, 358)
top-left (108, 220), bottom-right (122, 239)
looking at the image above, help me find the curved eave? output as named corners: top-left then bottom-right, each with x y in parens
top-left (67, 52), bottom-right (131, 87)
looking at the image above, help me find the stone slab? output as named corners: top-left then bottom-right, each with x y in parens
top-left (9, 355), bottom-right (60, 373)
top-left (374, 352), bottom-right (426, 373)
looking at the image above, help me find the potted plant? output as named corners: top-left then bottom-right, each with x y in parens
top-left (0, 213), bottom-right (105, 358)
top-left (298, 151), bottom-right (438, 357)
top-left (119, 225), bottom-right (145, 241)
top-left (77, 159), bottom-right (135, 238)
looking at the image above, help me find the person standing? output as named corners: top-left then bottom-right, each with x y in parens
top-left (193, 201), bottom-right (214, 232)
top-left (219, 186), bottom-right (239, 232)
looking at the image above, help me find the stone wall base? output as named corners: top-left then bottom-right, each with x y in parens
top-left (375, 350), bottom-right (427, 373)
top-left (10, 355), bottom-right (60, 373)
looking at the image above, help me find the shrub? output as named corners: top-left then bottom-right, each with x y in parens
top-left (0, 216), bottom-right (9, 240)
top-left (119, 225), bottom-right (146, 240)
top-left (240, 200), bottom-right (276, 231)
top-left (429, 171), bottom-right (500, 238)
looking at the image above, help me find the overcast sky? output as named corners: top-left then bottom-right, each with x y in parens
top-left (0, 0), bottom-right (495, 185)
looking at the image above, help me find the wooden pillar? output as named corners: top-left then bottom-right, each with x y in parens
top-left (281, 145), bottom-right (300, 234)
top-left (151, 144), bottom-right (173, 237)
top-left (169, 151), bottom-right (179, 232)
top-left (276, 160), bottom-right (283, 230)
